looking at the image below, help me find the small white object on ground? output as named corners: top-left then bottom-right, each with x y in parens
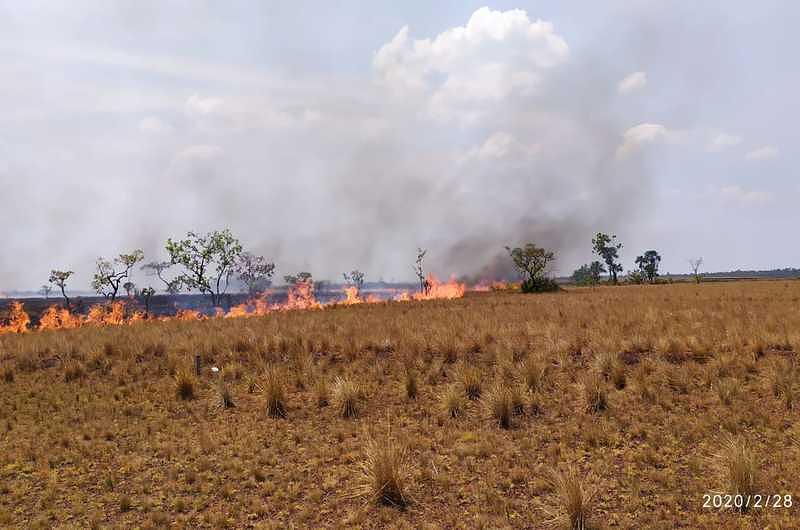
top-left (211, 366), bottom-right (220, 373)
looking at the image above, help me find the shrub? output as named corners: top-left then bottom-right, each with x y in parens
top-left (264, 368), bottom-right (287, 418)
top-left (174, 370), bottom-right (196, 400)
top-left (217, 380), bottom-right (235, 409)
top-left (521, 277), bottom-right (560, 293)
top-left (332, 376), bottom-right (361, 418)
top-left (404, 368), bottom-right (418, 400)
top-left (359, 429), bottom-right (409, 506)
top-left (64, 360), bottom-right (85, 382)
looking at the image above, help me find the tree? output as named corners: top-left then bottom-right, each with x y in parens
top-left (343, 270), bottom-right (366, 296)
top-left (635, 250), bottom-right (661, 283)
top-left (165, 229), bottom-right (243, 306)
top-left (689, 258), bottom-right (703, 284)
top-left (572, 261), bottom-right (606, 286)
top-left (505, 243), bottom-right (558, 293)
top-left (284, 272), bottom-right (312, 286)
top-left (38, 284), bottom-right (52, 300)
top-left (141, 261), bottom-right (180, 294)
top-left (123, 281), bottom-right (136, 298)
top-left (592, 233), bottom-right (623, 284)
top-left (235, 252), bottom-right (275, 296)
top-left (48, 270), bottom-right (74, 307)
top-left (91, 250), bottom-right (145, 301)
top-left (413, 248), bottom-right (430, 295)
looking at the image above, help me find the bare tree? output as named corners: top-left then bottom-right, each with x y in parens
top-left (689, 258), bottom-right (704, 284)
top-left (139, 286), bottom-right (155, 316)
top-left (123, 281), bottom-right (136, 298)
top-left (91, 250), bottom-right (145, 301)
top-left (48, 270), bottom-right (74, 307)
top-left (413, 248), bottom-right (430, 295)
top-left (342, 270), bottom-right (366, 296)
top-left (235, 252), bottom-right (275, 296)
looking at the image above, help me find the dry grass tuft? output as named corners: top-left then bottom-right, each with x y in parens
top-left (459, 364), bottom-right (482, 400)
top-left (313, 376), bottom-right (329, 408)
top-left (264, 368), bottom-right (287, 418)
top-left (174, 369), bottom-right (196, 400)
top-left (1, 365), bottom-right (13, 383)
top-left (521, 355), bottom-right (549, 392)
top-left (440, 384), bottom-right (466, 419)
top-left (483, 383), bottom-right (514, 429)
top-left (546, 467), bottom-right (595, 530)
top-left (580, 373), bottom-right (607, 414)
top-left (358, 427), bottom-right (409, 507)
top-left (217, 380), bottom-right (235, 409)
top-left (332, 376), bottom-right (362, 418)
top-left (64, 360), bottom-right (85, 382)
top-left (404, 368), bottom-right (418, 400)
top-left (714, 435), bottom-right (759, 511)
top-left (767, 359), bottom-right (797, 410)
top-left (715, 377), bottom-right (741, 406)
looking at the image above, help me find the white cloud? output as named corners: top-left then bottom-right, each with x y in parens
top-left (706, 132), bottom-right (742, 152)
top-left (616, 123), bottom-right (669, 159)
top-left (373, 7), bottom-right (568, 121)
top-left (745, 145), bottom-right (779, 160)
top-left (617, 71), bottom-right (647, 94)
top-left (175, 144), bottom-right (223, 161)
top-left (138, 116), bottom-right (173, 134)
top-left (185, 94), bottom-right (224, 116)
top-left (719, 185), bottom-right (772, 205)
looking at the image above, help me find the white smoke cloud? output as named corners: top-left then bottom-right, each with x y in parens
top-left (617, 71), bottom-right (647, 94)
top-left (745, 145), bottom-right (779, 160)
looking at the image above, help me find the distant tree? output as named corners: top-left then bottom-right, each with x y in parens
top-left (38, 284), bottom-right (52, 300)
top-left (165, 229), bottom-right (243, 306)
top-left (343, 270), bottom-right (366, 295)
top-left (141, 261), bottom-right (180, 294)
top-left (123, 281), bottom-right (136, 298)
top-left (689, 258), bottom-right (703, 284)
top-left (284, 272), bottom-right (312, 286)
top-left (572, 261), bottom-right (606, 286)
top-left (625, 270), bottom-right (645, 284)
top-left (505, 243), bottom-right (559, 293)
top-left (635, 250), bottom-right (662, 283)
top-left (235, 252), bottom-right (275, 296)
top-left (48, 270), bottom-right (74, 307)
top-left (592, 233), bottom-right (623, 284)
top-left (314, 279), bottom-right (329, 299)
top-left (413, 248), bottom-right (430, 295)
top-left (91, 250), bottom-right (145, 301)
top-left (139, 286), bottom-right (155, 315)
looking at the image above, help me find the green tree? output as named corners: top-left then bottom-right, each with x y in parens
top-left (635, 250), bottom-right (661, 283)
top-left (572, 261), bottom-right (606, 286)
top-left (505, 243), bottom-right (558, 293)
top-left (592, 233), bottom-right (623, 284)
top-left (235, 252), bottom-right (275, 296)
top-left (91, 250), bottom-right (145, 301)
top-left (49, 270), bottom-right (74, 307)
top-left (165, 229), bottom-right (243, 306)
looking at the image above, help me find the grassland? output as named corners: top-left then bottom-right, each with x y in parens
top-left (1, 281), bottom-right (799, 528)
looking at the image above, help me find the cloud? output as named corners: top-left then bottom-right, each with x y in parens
top-left (373, 7), bottom-right (568, 121)
top-left (707, 132), bottom-right (742, 152)
top-left (719, 185), bottom-right (772, 205)
top-left (617, 71), bottom-right (647, 94)
top-left (616, 123), bottom-right (669, 159)
top-left (745, 145), bottom-right (779, 160)
top-left (138, 116), bottom-right (173, 134)
top-left (465, 131), bottom-right (540, 161)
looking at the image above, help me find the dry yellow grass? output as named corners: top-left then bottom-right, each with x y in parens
top-left (0, 281), bottom-right (799, 527)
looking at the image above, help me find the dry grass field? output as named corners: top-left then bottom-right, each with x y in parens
top-left (1, 281), bottom-right (799, 528)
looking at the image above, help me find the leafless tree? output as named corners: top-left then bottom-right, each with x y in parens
top-left (689, 258), bottom-right (703, 284)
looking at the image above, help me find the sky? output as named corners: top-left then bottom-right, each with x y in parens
top-left (0, 1), bottom-right (797, 292)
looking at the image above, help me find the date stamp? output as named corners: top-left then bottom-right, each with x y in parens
top-left (703, 494), bottom-right (793, 509)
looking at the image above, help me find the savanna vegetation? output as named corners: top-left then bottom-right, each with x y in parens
top-left (1, 281), bottom-right (799, 528)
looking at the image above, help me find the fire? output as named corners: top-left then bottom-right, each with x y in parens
top-left (342, 286), bottom-right (363, 305)
top-left (413, 274), bottom-right (466, 301)
top-left (0, 301), bottom-right (31, 334)
top-left (38, 306), bottom-right (82, 330)
top-left (284, 279), bottom-right (321, 310)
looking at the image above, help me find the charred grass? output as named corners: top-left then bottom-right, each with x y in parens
top-left (0, 281), bottom-right (799, 527)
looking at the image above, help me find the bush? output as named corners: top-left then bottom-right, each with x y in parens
top-left (521, 277), bottom-right (561, 293)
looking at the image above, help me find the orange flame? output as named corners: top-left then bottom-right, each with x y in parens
top-left (0, 301), bottom-right (31, 334)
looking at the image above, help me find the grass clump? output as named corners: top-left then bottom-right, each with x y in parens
top-left (332, 376), bottom-right (362, 418)
top-left (359, 428), bottom-right (409, 507)
top-left (64, 360), bottom-right (85, 382)
top-left (715, 435), bottom-right (759, 511)
top-left (483, 383), bottom-right (514, 429)
top-left (546, 467), bottom-right (595, 530)
top-left (264, 368), bottom-right (287, 418)
top-left (459, 364), bottom-right (482, 400)
top-left (521, 355), bottom-right (549, 392)
top-left (174, 369), bottom-right (196, 400)
top-left (313, 376), bottom-right (329, 408)
top-left (581, 373), bottom-right (607, 414)
top-left (217, 380), bottom-right (235, 409)
top-left (440, 384), bottom-right (466, 419)
top-left (404, 368), bottom-right (418, 400)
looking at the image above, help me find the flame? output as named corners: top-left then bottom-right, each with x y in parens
top-left (342, 286), bottom-right (363, 305)
top-left (0, 301), bottom-right (31, 334)
top-left (412, 274), bottom-right (466, 300)
top-left (38, 306), bottom-right (82, 330)
top-left (284, 279), bottom-right (321, 310)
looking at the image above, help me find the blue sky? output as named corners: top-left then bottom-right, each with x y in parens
top-left (0, 1), bottom-right (797, 290)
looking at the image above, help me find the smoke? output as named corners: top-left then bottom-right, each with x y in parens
top-left (0, 5), bottom-right (655, 290)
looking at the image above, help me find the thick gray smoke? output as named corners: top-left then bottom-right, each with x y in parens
top-left (0, 6), bottom-right (655, 290)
